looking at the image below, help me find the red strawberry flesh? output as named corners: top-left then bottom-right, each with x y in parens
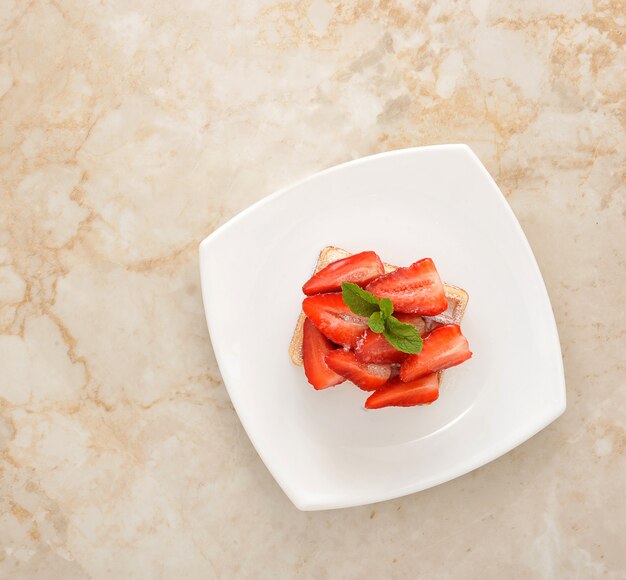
top-left (365, 373), bottom-right (439, 409)
top-left (303, 251), bottom-right (384, 296)
top-left (400, 324), bottom-right (472, 382)
top-left (365, 258), bottom-right (447, 315)
top-left (302, 317), bottom-right (345, 390)
top-left (302, 293), bottom-right (369, 347)
top-left (325, 349), bottom-right (391, 391)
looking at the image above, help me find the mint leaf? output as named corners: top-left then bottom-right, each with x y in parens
top-left (341, 282), bottom-right (380, 317)
top-left (368, 311), bottom-right (385, 333)
top-left (383, 316), bottom-right (423, 354)
top-left (341, 284), bottom-right (422, 353)
top-left (379, 297), bottom-right (393, 319)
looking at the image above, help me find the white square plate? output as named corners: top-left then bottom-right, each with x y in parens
top-left (199, 145), bottom-right (566, 511)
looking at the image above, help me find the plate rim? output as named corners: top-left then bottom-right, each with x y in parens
top-left (199, 144), bottom-right (567, 511)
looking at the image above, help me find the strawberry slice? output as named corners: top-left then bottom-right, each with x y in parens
top-left (365, 373), bottom-right (439, 409)
top-left (400, 324), bottom-right (472, 382)
top-left (302, 293), bottom-right (369, 347)
top-left (303, 251), bottom-right (384, 296)
top-left (302, 318), bottom-right (345, 390)
top-left (325, 350), bottom-right (391, 391)
top-left (365, 258), bottom-right (447, 315)
top-left (355, 313), bottom-right (427, 364)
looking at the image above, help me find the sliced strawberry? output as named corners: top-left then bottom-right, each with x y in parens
top-left (365, 373), bottom-right (439, 409)
top-left (325, 350), bottom-right (391, 391)
top-left (302, 318), bottom-right (345, 390)
top-left (355, 313), bottom-right (427, 364)
top-left (302, 293), bottom-right (369, 347)
top-left (365, 258), bottom-right (447, 315)
top-left (303, 251), bottom-right (384, 296)
top-left (400, 324), bottom-right (472, 382)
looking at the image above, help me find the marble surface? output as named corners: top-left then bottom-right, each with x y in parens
top-left (1, 0), bottom-right (625, 578)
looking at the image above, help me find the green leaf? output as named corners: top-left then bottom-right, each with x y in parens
top-left (383, 316), bottom-right (423, 354)
top-left (341, 282), bottom-right (380, 317)
top-left (379, 297), bottom-right (394, 319)
top-left (368, 311), bottom-right (385, 333)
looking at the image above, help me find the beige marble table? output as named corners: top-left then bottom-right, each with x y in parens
top-left (1, 1), bottom-right (625, 578)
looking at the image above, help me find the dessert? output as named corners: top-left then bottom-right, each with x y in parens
top-left (291, 247), bottom-right (472, 409)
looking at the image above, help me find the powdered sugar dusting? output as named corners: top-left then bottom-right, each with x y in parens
top-left (367, 363), bottom-right (393, 377)
top-left (354, 333), bottom-right (367, 351)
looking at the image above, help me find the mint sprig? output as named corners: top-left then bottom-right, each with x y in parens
top-left (379, 298), bottom-right (393, 318)
top-left (341, 282), bottom-right (381, 317)
top-left (368, 311), bottom-right (385, 333)
top-left (341, 282), bottom-right (423, 354)
top-left (383, 315), bottom-right (423, 354)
